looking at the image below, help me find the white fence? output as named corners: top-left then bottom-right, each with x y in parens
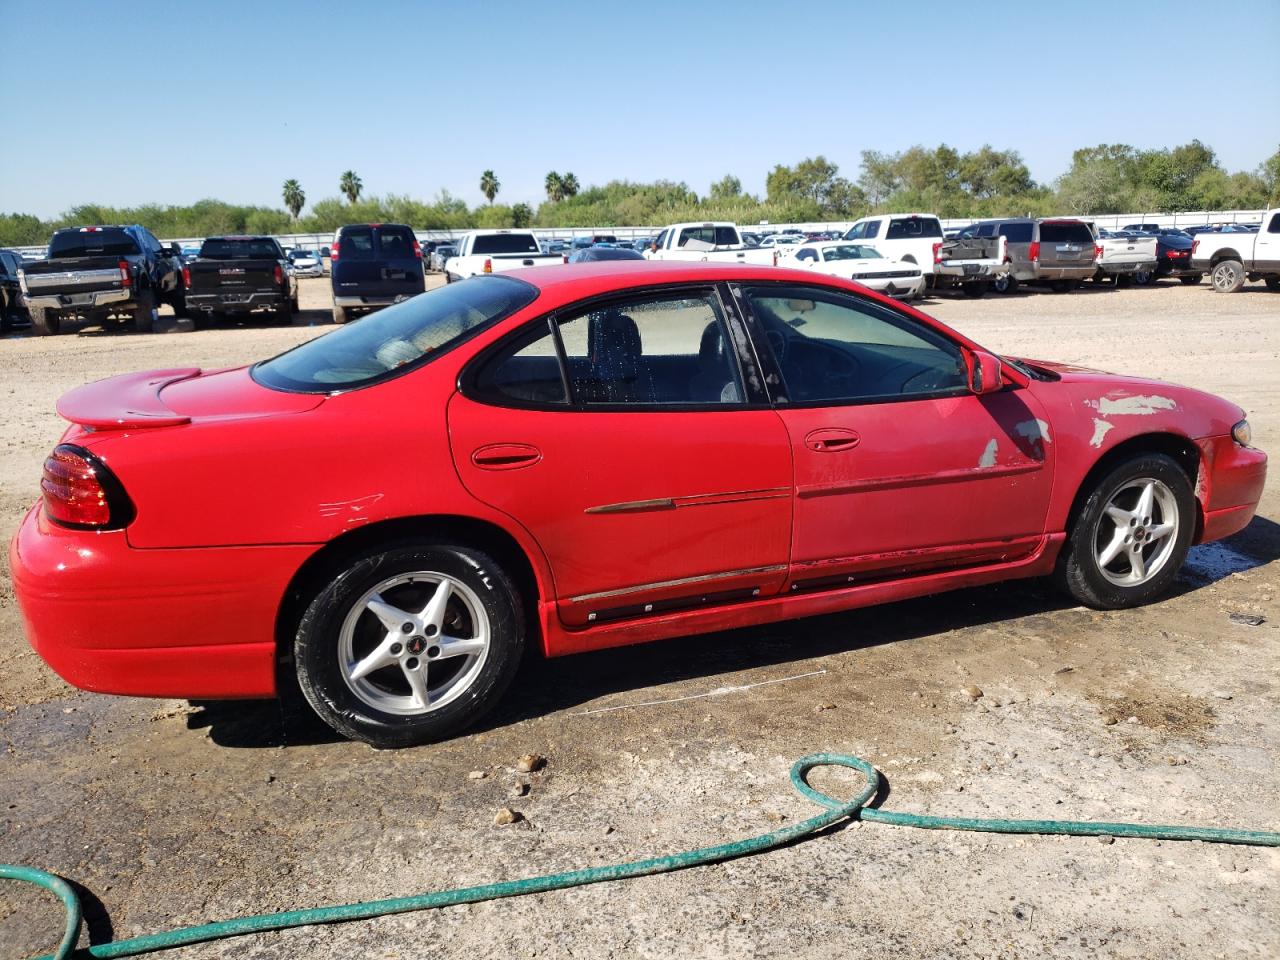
top-left (9, 209), bottom-right (1267, 258)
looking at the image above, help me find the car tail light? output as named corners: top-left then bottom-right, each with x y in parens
top-left (41, 445), bottom-right (134, 529)
top-left (483, 258), bottom-right (492, 274)
top-left (273, 264), bottom-right (283, 284)
top-left (330, 242), bottom-right (339, 262)
top-left (562, 254), bottom-right (569, 264)
top-left (412, 238), bottom-right (422, 259)
top-left (181, 265), bottom-right (191, 288)
top-left (932, 241), bottom-right (943, 264)
top-left (1192, 239), bottom-right (1200, 256)
top-left (772, 250), bottom-right (778, 267)
top-left (1094, 244), bottom-right (1103, 261)
top-left (118, 260), bottom-right (132, 288)
top-left (1028, 241), bottom-right (1040, 263)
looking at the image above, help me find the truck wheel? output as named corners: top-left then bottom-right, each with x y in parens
top-left (1054, 453), bottom-right (1194, 610)
top-left (293, 541), bottom-right (526, 748)
top-left (1132, 268), bottom-right (1155, 286)
top-left (1050, 280), bottom-right (1073, 293)
top-left (276, 297), bottom-right (294, 326)
top-left (332, 304), bottom-right (350, 324)
top-left (132, 290), bottom-right (157, 333)
top-left (1265, 277), bottom-right (1280, 291)
top-left (1211, 260), bottom-right (1246, 293)
top-left (29, 306), bottom-right (59, 336)
top-left (1116, 275), bottom-right (1133, 288)
top-left (960, 281), bottom-right (988, 298)
top-left (993, 274), bottom-right (1018, 294)
top-left (1178, 274), bottom-right (1202, 286)
top-left (170, 291), bottom-right (188, 317)
top-left (291, 294), bottom-right (300, 312)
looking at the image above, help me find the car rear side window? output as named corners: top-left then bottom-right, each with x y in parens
top-left (998, 222), bottom-right (1034, 243)
top-left (1268, 213), bottom-right (1280, 234)
top-left (253, 275), bottom-right (538, 392)
top-left (1038, 221), bottom-right (1094, 244)
top-left (885, 218), bottom-right (942, 240)
top-left (339, 228), bottom-right (377, 260)
top-left (471, 234), bottom-right (540, 255)
top-left (677, 226), bottom-right (739, 248)
top-left (48, 229), bottom-right (140, 258)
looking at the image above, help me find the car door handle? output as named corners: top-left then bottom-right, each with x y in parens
top-left (804, 428), bottom-right (860, 452)
top-left (472, 443), bottom-right (542, 470)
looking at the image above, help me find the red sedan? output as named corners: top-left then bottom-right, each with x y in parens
top-left (11, 262), bottom-right (1266, 747)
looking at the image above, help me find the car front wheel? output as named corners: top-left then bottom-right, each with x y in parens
top-left (295, 542), bottom-right (526, 748)
top-left (1054, 453), bottom-right (1194, 610)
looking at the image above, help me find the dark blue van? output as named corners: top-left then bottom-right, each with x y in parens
top-left (329, 223), bottom-right (425, 323)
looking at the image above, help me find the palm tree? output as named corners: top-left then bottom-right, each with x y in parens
top-left (480, 170), bottom-right (500, 204)
top-left (544, 171), bottom-right (564, 203)
top-left (281, 179), bottom-right (305, 220)
top-left (339, 170), bottom-right (362, 204)
top-left (561, 172), bottom-right (580, 198)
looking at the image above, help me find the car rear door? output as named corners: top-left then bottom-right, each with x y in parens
top-left (447, 284), bottom-right (793, 628)
top-left (374, 226), bottom-right (425, 297)
top-left (732, 281), bottom-right (1054, 586)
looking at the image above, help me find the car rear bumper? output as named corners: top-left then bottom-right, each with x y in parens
top-left (1033, 265), bottom-right (1096, 281)
top-left (24, 289), bottom-right (131, 310)
top-left (1195, 436), bottom-right (1267, 543)
top-left (934, 261), bottom-right (1004, 279)
top-left (333, 295), bottom-right (410, 307)
top-left (1099, 260), bottom-right (1155, 275)
top-left (187, 292), bottom-right (285, 312)
top-left (9, 505), bottom-right (316, 699)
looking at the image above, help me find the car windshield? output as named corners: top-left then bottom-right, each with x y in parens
top-left (48, 229), bottom-right (140, 258)
top-left (471, 234), bottom-right (540, 255)
top-left (200, 238), bottom-right (281, 259)
top-left (292, 250), bottom-right (316, 259)
top-left (253, 276), bottom-right (539, 392)
top-left (822, 244), bottom-right (881, 261)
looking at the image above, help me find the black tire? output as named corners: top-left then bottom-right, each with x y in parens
top-left (993, 273), bottom-right (1019, 294)
top-left (132, 290), bottom-right (156, 333)
top-left (960, 280), bottom-right (988, 298)
top-left (1049, 280), bottom-right (1073, 293)
top-left (1054, 453), bottom-right (1195, 610)
top-left (1210, 259), bottom-right (1246, 293)
top-left (1179, 274), bottom-right (1202, 286)
top-left (30, 305), bottom-right (59, 336)
top-left (332, 304), bottom-right (350, 324)
top-left (294, 542), bottom-right (526, 748)
top-left (1265, 277), bottom-right (1280, 291)
top-left (170, 289), bottom-right (188, 317)
top-left (1132, 268), bottom-right (1155, 286)
top-left (1116, 275), bottom-right (1133, 288)
top-left (275, 297), bottom-right (294, 326)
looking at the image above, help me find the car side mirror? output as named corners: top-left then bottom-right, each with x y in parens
top-left (966, 350), bottom-right (1004, 395)
top-left (168, 243), bottom-right (182, 256)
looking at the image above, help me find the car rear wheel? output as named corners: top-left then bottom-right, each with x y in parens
top-left (1265, 277), bottom-right (1280, 291)
top-left (1132, 268), bottom-right (1155, 286)
top-left (29, 305), bottom-right (59, 336)
top-left (1179, 274), bottom-right (1202, 286)
top-left (1054, 453), bottom-right (1194, 610)
top-left (332, 304), bottom-right (350, 324)
top-left (132, 290), bottom-right (156, 333)
top-left (1211, 260), bottom-right (1246, 293)
top-left (992, 273), bottom-right (1019, 294)
top-left (275, 297), bottom-right (294, 326)
top-left (960, 280), bottom-right (988, 298)
top-left (1049, 280), bottom-right (1074, 293)
top-left (294, 542), bottom-right (526, 748)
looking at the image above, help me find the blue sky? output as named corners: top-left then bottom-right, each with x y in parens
top-left (2, 0), bottom-right (1277, 219)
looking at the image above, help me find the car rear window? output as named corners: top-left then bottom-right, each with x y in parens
top-left (1038, 221), bottom-right (1094, 244)
top-left (677, 225), bottom-right (740, 248)
top-left (997, 222), bottom-right (1034, 243)
top-left (472, 233), bottom-right (541, 255)
top-left (253, 275), bottom-right (539, 392)
top-left (885, 218), bottom-right (942, 240)
top-left (48, 229), bottom-right (140, 258)
top-left (199, 238), bottom-right (282, 259)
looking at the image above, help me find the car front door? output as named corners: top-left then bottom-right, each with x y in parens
top-left (447, 285), bottom-right (793, 628)
top-left (731, 282), bottom-right (1055, 588)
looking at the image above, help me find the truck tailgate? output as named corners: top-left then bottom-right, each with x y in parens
top-left (20, 256), bottom-right (127, 294)
top-left (188, 259), bottom-right (280, 293)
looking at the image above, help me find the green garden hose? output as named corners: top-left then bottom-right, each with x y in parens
top-left (5, 752), bottom-right (1278, 960)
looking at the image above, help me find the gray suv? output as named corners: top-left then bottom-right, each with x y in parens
top-left (965, 218), bottom-right (1098, 293)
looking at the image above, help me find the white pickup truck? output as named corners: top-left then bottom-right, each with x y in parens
top-left (1189, 209), bottom-right (1280, 292)
top-left (1090, 228), bottom-right (1158, 287)
top-left (444, 230), bottom-right (566, 282)
top-left (842, 213), bottom-right (945, 275)
top-left (645, 222), bottom-right (778, 265)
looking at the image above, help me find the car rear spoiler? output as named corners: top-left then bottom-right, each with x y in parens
top-left (56, 368), bottom-right (199, 429)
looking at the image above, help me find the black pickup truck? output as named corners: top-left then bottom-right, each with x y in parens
top-left (18, 225), bottom-right (185, 335)
top-left (184, 236), bottom-right (299, 325)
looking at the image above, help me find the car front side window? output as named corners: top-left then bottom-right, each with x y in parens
top-left (743, 286), bottom-right (968, 405)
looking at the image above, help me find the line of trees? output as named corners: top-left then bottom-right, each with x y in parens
top-left (3, 142), bottom-right (1277, 246)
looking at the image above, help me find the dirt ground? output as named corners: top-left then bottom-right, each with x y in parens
top-left (1, 275), bottom-right (1277, 959)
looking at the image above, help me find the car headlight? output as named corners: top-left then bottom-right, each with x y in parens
top-left (1231, 419), bottom-right (1252, 447)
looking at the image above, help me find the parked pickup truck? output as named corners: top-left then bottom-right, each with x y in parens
top-left (183, 236), bottom-right (298, 324)
top-left (1090, 228), bottom-right (1158, 286)
top-left (645, 222), bottom-right (778, 265)
top-left (931, 232), bottom-right (1008, 297)
top-left (18, 224), bottom-right (184, 335)
top-left (444, 230), bottom-right (566, 282)
top-left (1189, 208), bottom-right (1280, 292)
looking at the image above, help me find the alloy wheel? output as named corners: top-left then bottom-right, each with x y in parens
top-left (1092, 478), bottom-right (1179, 587)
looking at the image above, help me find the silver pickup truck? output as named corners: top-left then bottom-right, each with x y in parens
top-left (932, 232), bottom-right (1009, 297)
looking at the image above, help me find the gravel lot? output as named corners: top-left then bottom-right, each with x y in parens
top-left (2, 276), bottom-right (1278, 959)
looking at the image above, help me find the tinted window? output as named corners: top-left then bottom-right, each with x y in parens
top-left (862, 221), bottom-right (882, 239)
top-left (1038, 221), bottom-right (1094, 244)
top-left (569, 247), bottom-right (646, 262)
top-left (254, 276), bottom-right (538, 392)
top-left (677, 226), bottom-right (740, 249)
top-left (199, 238), bottom-right (282, 259)
top-left (338, 227), bottom-right (377, 260)
top-left (885, 217), bottom-right (942, 239)
top-left (473, 319), bottom-right (567, 405)
top-left (822, 245), bottom-right (881, 261)
top-left (997, 222), bottom-right (1034, 243)
top-left (745, 286), bottom-right (966, 404)
top-left (795, 249), bottom-right (817, 262)
top-left (48, 229), bottom-right (140, 258)
top-left (1268, 213), bottom-right (1280, 234)
top-left (471, 233), bottom-right (540, 255)
top-left (376, 227), bottom-right (416, 258)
